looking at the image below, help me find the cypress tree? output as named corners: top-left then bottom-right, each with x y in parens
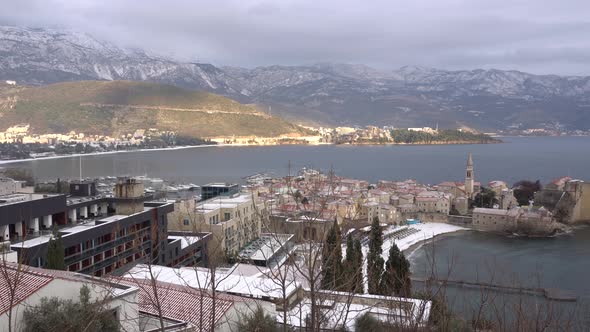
top-left (46, 227), bottom-right (65, 270)
top-left (380, 243), bottom-right (412, 297)
top-left (321, 219), bottom-right (343, 290)
top-left (395, 251), bottom-right (412, 297)
top-left (343, 233), bottom-right (354, 292)
top-left (353, 238), bottom-right (364, 293)
top-left (367, 217), bottom-right (384, 294)
top-left (343, 234), bottom-right (364, 293)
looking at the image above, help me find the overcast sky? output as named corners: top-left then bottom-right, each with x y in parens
top-left (2, 0), bottom-right (590, 75)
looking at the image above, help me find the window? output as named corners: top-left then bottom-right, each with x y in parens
top-left (224, 212), bottom-right (231, 221)
top-left (183, 219), bottom-right (190, 226)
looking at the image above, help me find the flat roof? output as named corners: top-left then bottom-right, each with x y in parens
top-left (239, 234), bottom-right (294, 261)
top-left (168, 235), bottom-right (201, 249)
top-left (197, 193), bottom-right (253, 212)
top-left (66, 195), bottom-right (103, 205)
top-left (12, 207), bottom-right (154, 249)
top-left (125, 264), bottom-right (300, 300)
top-left (203, 183), bottom-right (238, 187)
top-left (0, 193), bottom-right (61, 207)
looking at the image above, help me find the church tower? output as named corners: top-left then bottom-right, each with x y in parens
top-left (465, 153), bottom-right (474, 198)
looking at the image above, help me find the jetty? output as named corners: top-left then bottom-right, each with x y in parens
top-left (412, 277), bottom-right (577, 302)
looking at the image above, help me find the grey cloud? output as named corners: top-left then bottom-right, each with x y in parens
top-left (1, 0), bottom-right (590, 75)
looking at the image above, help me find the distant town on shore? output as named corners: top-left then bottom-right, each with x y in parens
top-left (0, 123), bottom-right (502, 161)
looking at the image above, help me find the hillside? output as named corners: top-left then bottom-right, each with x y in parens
top-left (2, 25), bottom-right (590, 131)
top-left (0, 81), bottom-right (308, 138)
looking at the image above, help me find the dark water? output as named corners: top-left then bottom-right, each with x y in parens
top-left (409, 227), bottom-right (590, 297)
top-left (4, 136), bottom-right (590, 185)
top-left (409, 227), bottom-right (590, 328)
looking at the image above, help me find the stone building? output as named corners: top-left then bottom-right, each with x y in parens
top-left (535, 178), bottom-right (590, 224)
top-left (488, 180), bottom-right (509, 196)
top-left (415, 192), bottom-right (451, 214)
top-left (499, 188), bottom-right (518, 210)
top-left (472, 206), bottom-right (565, 235)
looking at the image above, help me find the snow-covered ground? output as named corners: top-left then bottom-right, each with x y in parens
top-left (388, 222), bottom-right (466, 252)
top-left (357, 222), bottom-right (467, 293)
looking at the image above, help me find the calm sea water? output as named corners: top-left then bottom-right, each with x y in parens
top-left (4, 136), bottom-right (590, 185)
top-left (408, 227), bottom-right (590, 327)
top-left (409, 227), bottom-right (590, 297)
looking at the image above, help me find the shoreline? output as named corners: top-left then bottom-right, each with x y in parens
top-left (0, 144), bottom-right (220, 165)
top-left (0, 140), bottom-right (500, 165)
top-left (404, 228), bottom-right (471, 258)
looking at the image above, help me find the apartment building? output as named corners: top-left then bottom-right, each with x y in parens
top-left (169, 192), bottom-right (263, 255)
top-left (1, 178), bottom-right (202, 277)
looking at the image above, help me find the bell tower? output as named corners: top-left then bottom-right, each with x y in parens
top-left (465, 153), bottom-right (474, 198)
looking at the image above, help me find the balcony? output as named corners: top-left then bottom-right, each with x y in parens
top-left (64, 229), bottom-right (151, 266)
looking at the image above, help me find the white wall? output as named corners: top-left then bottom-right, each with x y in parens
top-left (0, 278), bottom-right (140, 332)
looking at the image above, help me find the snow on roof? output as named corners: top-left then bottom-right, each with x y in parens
top-left (473, 208), bottom-right (509, 216)
top-left (239, 234), bottom-right (294, 261)
top-left (116, 277), bottom-right (234, 331)
top-left (124, 264), bottom-right (300, 301)
top-left (13, 213), bottom-right (146, 248)
top-left (282, 290), bottom-right (431, 330)
top-left (197, 193), bottom-right (253, 212)
top-left (437, 181), bottom-right (458, 187)
top-left (168, 235), bottom-right (201, 249)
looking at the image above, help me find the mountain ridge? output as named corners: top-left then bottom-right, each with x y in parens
top-left (0, 80), bottom-right (308, 138)
top-left (2, 25), bottom-right (590, 130)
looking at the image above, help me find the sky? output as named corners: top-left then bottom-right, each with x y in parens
top-left (1, 0), bottom-right (590, 75)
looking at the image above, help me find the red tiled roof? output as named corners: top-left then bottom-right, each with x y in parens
top-left (551, 176), bottom-right (572, 185)
top-left (115, 277), bottom-right (235, 332)
top-left (0, 264), bottom-right (53, 315)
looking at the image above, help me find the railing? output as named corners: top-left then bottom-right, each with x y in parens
top-left (64, 229), bottom-right (151, 265)
top-left (78, 241), bottom-right (151, 274)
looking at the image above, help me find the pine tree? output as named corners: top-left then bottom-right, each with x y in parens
top-left (321, 219), bottom-right (343, 290)
top-left (380, 243), bottom-right (412, 297)
top-left (46, 227), bottom-right (65, 270)
top-left (367, 217), bottom-right (384, 294)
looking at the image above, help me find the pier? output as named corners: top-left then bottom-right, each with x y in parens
top-left (412, 277), bottom-right (577, 302)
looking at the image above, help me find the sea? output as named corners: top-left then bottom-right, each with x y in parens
top-left (4, 136), bottom-right (590, 185)
top-left (3, 136), bottom-right (590, 327)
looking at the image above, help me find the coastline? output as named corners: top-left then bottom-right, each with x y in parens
top-left (404, 228), bottom-right (471, 258)
top-left (0, 144), bottom-right (220, 165)
top-left (391, 223), bottom-right (469, 256)
top-left (358, 222), bottom-right (467, 293)
top-left (0, 139), bottom-right (502, 165)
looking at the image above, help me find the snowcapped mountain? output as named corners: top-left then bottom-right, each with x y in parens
top-left (0, 26), bottom-right (239, 93)
top-left (2, 25), bottom-right (590, 130)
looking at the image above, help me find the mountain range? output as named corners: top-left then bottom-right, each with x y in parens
top-left (2, 25), bottom-right (590, 131)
